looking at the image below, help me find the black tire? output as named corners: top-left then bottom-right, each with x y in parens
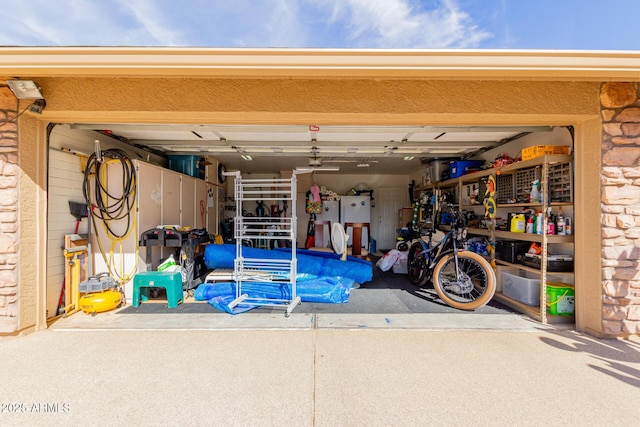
top-left (407, 241), bottom-right (429, 287)
top-left (432, 251), bottom-right (496, 310)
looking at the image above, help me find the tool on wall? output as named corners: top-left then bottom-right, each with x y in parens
top-left (56, 201), bottom-right (88, 316)
top-left (82, 141), bottom-right (137, 291)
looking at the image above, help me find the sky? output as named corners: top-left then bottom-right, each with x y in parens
top-left (0, 0), bottom-right (638, 50)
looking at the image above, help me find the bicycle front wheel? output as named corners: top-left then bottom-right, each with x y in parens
top-left (432, 251), bottom-right (496, 310)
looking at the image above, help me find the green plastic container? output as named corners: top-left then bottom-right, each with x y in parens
top-left (546, 282), bottom-right (575, 316)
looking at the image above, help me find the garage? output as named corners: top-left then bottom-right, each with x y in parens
top-left (6, 47), bottom-right (632, 337)
top-left (46, 120), bottom-right (574, 321)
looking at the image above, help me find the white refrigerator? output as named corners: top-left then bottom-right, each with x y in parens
top-left (340, 195), bottom-right (371, 251)
top-left (315, 200), bottom-right (339, 248)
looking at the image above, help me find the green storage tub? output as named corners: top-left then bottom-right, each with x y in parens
top-left (546, 282), bottom-right (575, 316)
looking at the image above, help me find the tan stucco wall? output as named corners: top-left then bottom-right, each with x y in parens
top-left (36, 78), bottom-right (599, 125)
top-left (17, 112), bottom-right (47, 332)
top-left (13, 76), bottom-right (605, 334)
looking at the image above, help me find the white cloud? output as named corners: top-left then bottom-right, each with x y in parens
top-left (0, 0), bottom-right (184, 46)
top-left (0, 0), bottom-right (491, 48)
top-left (114, 0), bottom-right (184, 46)
top-left (318, 0), bottom-right (492, 48)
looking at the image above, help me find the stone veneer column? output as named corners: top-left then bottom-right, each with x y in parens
top-left (0, 87), bottom-right (19, 333)
top-left (600, 82), bottom-right (640, 336)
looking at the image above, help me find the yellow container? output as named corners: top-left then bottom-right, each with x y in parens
top-left (79, 289), bottom-right (122, 314)
top-left (510, 214), bottom-right (526, 233)
top-left (522, 145), bottom-right (570, 160)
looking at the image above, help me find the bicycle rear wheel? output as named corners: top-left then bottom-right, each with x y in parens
top-left (407, 241), bottom-right (429, 287)
top-left (432, 251), bottom-right (495, 310)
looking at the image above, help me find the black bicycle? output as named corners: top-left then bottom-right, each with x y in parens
top-left (407, 206), bottom-right (496, 310)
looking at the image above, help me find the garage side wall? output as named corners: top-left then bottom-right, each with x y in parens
top-left (600, 83), bottom-right (640, 336)
top-left (0, 88), bottom-right (19, 333)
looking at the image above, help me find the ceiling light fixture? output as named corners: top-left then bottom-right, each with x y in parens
top-left (295, 166), bottom-right (340, 172)
top-left (403, 156), bottom-right (415, 161)
top-left (241, 154), bottom-right (253, 161)
top-left (357, 162), bottom-right (370, 168)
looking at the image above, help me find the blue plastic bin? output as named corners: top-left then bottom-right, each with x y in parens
top-left (449, 160), bottom-right (484, 178)
top-left (167, 155), bottom-right (204, 179)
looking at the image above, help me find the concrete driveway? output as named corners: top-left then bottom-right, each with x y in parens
top-left (1, 319), bottom-right (638, 426)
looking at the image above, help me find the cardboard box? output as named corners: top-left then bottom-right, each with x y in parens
top-left (398, 207), bottom-right (414, 228)
top-left (521, 145), bottom-right (570, 161)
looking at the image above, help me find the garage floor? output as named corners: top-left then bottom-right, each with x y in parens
top-left (50, 260), bottom-right (566, 332)
top-left (114, 260), bottom-right (514, 315)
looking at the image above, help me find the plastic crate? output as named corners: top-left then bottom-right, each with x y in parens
top-left (522, 145), bottom-right (570, 160)
top-left (449, 160), bottom-right (484, 178)
top-left (168, 155), bottom-right (204, 179)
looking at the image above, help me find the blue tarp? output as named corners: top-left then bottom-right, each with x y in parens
top-left (201, 244), bottom-right (372, 314)
top-left (194, 276), bottom-right (354, 314)
top-left (203, 244), bottom-right (373, 284)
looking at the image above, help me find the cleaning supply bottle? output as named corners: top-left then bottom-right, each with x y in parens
top-left (530, 180), bottom-right (541, 204)
top-left (526, 214), bottom-right (534, 234)
top-left (547, 212), bottom-right (555, 235)
top-left (510, 214), bottom-right (525, 233)
top-left (565, 217), bottom-right (572, 235)
top-left (535, 211), bottom-right (543, 235)
top-left (557, 212), bottom-right (566, 235)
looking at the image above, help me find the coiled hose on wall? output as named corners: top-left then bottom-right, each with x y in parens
top-left (83, 148), bottom-right (138, 285)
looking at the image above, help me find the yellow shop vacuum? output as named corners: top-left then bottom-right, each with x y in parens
top-left (78, 273), bottom-right (123, 315)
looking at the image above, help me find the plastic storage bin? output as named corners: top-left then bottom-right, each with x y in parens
top-left (168, 155), bottom-right (204, 179)
top-left (392, 257), bottom-right (408, 274)
top-left (546, 282), bottom-right (575, 315)
top-left (449, 160), bottom-right (484, 178)
top-left (502, 270), bottom-right (543, 306)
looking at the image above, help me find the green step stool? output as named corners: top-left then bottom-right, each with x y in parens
top-left (132, 271), bottom-right (183, 308)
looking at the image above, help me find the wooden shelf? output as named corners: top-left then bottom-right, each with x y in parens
top-left (464, 228), bottom-right (574, 243)
top-left (497, 202), bottom-right (573, 208)
top-left (459, 154), bottom-right (573, 184)
top-left (493, 292), bottom-right (575, 325)
top-left (495, 259), bottom-right (575, 275)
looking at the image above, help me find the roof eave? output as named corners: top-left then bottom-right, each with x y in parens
top-left (1, 47), bottom-right (640, 81)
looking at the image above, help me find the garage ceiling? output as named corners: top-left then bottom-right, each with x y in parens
top-left (69, 123), bottom-right (551, 174)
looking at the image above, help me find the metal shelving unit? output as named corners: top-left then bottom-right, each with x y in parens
top-left (225, 171), bottom-right (301, 315)
top-left (414, 155), bottom-right (575, 324)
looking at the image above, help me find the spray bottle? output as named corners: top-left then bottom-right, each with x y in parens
top-left (535, 211), bottom-right (543, 235)
top-left (530, 180), bottom-right (541, 204)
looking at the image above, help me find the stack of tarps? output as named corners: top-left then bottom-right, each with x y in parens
top-left (197, 244), bottom-right (373, 314)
